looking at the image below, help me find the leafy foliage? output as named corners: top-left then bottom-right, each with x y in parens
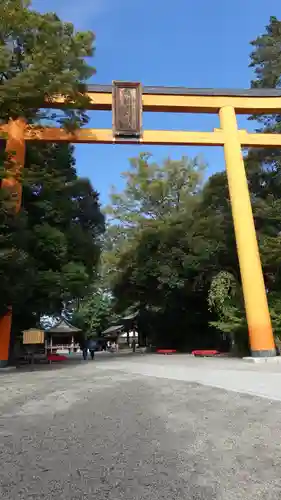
top-left (104, 153), bottom-right (228, 350)
top-left (0, 142), bottom-right (105, 326)
top-left (71, 290), bottom-right (118, 337)
top-left (106, 153), bottom-right (205, 227)
top-left (250, 16), bottom-right (281, 90)
top-left (208, 271), bottom-right (281, 353)
top-left (0, 2), bottom-right (104, 340)
top-left (247, 16), bottom-right (281, 188)
top-left (102, 154), bottom-right (207, 289)
top-left (207, 271), bottom-right (247, 353)
top-left (0, 0), bottom-right (95, 127)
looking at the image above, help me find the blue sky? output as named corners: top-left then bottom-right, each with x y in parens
top-left (32, 0), bottom-right (280, 205)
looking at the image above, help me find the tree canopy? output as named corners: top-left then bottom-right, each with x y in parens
top-left (102, 153), bottom-right (226, 349)
top-left (0, 1), bottom-right (105, 336)
top-left (71, 289), bottom-right (119, 338)
top-left (0, 0), bottom-right (95, 127)
top-left (106, 153), bottom-right (205, 227)
top-left (0, 141), bottom-right (105, 330)
top-left (102, 154), bottom-right (207, 287)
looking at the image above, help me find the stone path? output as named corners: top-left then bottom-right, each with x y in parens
top-left (1, 354), bottom-right (281, 499)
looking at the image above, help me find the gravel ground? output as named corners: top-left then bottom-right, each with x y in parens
top-left (1, 356), bottom-right (281, 499)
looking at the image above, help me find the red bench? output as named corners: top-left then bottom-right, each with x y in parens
top-left (156, 349), bottom-right (177, 355)
top-left (192, 350), bottom-right (219, 357)
top-left (47, 354), bottom-right (68, 362)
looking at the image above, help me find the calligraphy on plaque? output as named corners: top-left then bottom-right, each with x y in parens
top-left (112, 82), bottom-right (142, 138)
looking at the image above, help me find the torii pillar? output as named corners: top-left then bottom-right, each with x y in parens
top-left (0, 119), bottom-right (25, 367)
top-left (219, 106), bottom-right (275, 357)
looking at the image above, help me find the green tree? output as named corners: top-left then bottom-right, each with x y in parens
top-left (207, 271), bottom-right (248, 355)
top-left (208, 270), bottom-right (281, 354)
top-left (103, 153), bottom-right (207, 287)
top-left (0, 0), bottom-right (95, 126)
top-left (250, 16), bottom-right (281, 91)
top-left (0, 141), bottom-right (105, 332)
top-left (72, 290), bottom-right (118, 337)
top-left (247, 16), bottom-right (281, 198)
top-left (105, 153), bottom-right (229, 350)
top-left (112, 211), bottom-right (226, 349)
top-left (106, 153), bottom-right (206, 227)
top-left (0, 1), bottom-right (103, 339)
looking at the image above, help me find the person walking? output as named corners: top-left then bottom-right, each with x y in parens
top-left (88, 338), bottom-right (97, 360)
top-left (80, 339), bottom-right (88, 361)
top-left (132, 338), bottom-right (136, 353)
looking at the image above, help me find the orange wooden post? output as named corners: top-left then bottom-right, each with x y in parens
top-left (219, 106), bottom-right (275, 357)
top-left (0, 119), bottom-right (26, 367)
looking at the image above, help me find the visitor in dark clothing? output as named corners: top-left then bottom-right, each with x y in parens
top-left (88, 339), bottom-right (97, 360)
top-left (80, 339), bottom-right (88, 360)
top-left (132, 338), bottom-right (136, 353)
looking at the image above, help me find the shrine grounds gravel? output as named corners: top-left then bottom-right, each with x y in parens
top-left (1, 353), bottom-right (281, 499)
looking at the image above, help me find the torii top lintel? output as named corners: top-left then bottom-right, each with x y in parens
top-left (46, 84), bottom-right (281, 114)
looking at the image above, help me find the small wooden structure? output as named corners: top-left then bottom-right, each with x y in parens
top-left (19, 328), bottom-right (46, 366)
top-left (102, 311), bottom-right (140, 348)
top-left (102, 325), bottom-right (124, 343)
top-left (45, 319), bottom-right (82, 353)
top-left (121, 311), bottom-right (139, 346)
top-left (23, 329), bottom-right (45, 345)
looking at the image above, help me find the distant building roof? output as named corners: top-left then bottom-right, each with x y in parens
top-left (46, 318), bottom-right (81, 334)
top-left (122, 311), bottom-right (139, 321)
top-left (102, 325), bottom-right (124, 335)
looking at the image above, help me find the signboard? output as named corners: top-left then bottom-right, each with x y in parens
top-left (112, 81), bottom-right (142, 138)
top-left (23, 329), bottom-right (45, 345)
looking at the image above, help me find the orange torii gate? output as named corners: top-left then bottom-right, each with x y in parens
top-left (1, 82), bottom-right (281, 365)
